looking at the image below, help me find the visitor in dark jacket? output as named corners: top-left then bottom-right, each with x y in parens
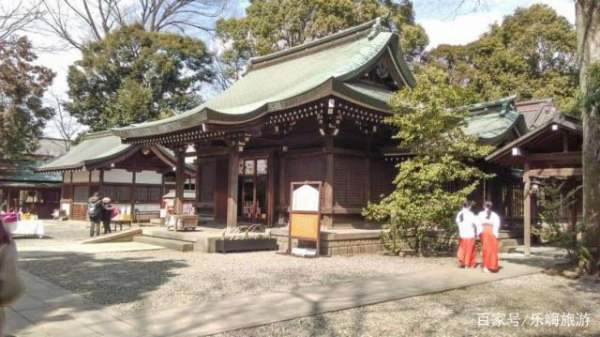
top-left (101, 197), bottom-right (113, 234)
top-left (88, 193), bottom-right (102, 237)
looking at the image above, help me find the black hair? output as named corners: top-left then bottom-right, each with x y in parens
top-left (459, 200), bottom-right (471, 222)
top-left (484, 201), bottom-right (493, 219)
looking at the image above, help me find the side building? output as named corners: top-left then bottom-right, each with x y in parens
top-left (0, 137), bottom-right (70, 218)
top-left (38, 131), bottom-right (195, 221)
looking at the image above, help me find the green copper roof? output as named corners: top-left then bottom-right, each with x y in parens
top-left (464, 95), bottom-right (527, 146)
top-left (115, 18), bottom-right (414, 140)
top-left (0, 160), bottom-right (61, 184)
top-left (37, 131), bottom-right (132, 172)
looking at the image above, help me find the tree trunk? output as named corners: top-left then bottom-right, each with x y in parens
top-left (576, 0), bottom-right (600, 274)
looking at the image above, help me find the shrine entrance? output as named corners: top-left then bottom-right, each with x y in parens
top-left (238, 157), bottom-right (269, 224)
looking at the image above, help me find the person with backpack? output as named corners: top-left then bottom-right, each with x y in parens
top-left (88, 193), bottom-right (102, 237)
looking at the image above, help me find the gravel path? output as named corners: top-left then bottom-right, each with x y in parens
top-left (15, 221), bottom-right (600, 337)
top-left (14, 220), bottom-right (94, 247)
top-left (18, 248), bottom-right (453, 315)
top-left (211, 273), bottom-right (600, 337)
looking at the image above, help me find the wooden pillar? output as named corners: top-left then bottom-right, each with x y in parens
top-left (278, 152), bottom-right (286, 224)
top-left (267, 153), bottom-right (276, 227)
top-left (195, 145), bottom-right (202, 204)
top-left (365, 136), bottom-right (372, 203)
top-left (226, 147), bottom-right (239, 228)
top-left (99, 169), bottom-right (104, 192)
top-left (523, 164), bottom-right (532, 256)
top-left (175, 147), bottom-right (185, 215)
top-left (322, 136), bottom-right (335, 229)
top-left (69, 171), bottom-right (74, 200)
top-left (130, 171), bottom-right (137, 217)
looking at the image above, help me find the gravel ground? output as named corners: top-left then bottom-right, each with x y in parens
top-left (212, 273), bottom-right (600, 337)
top-left (14, 220), bottom-right (94, 247)
top-left (15, 221), bottom-right (600, 336)
top-left (18, 249), bottom-right (453, 315)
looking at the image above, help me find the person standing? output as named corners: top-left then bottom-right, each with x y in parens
top-left (477, 201), bottom-right (501, 273)
top-left (88, 193), bottom-right (102, 237)
top-left (0, 218), bottom-right (24, 337)
top-left (100, 197), bottom-right (113, 234)
top-left (455, 201), bottom-right (477, 268)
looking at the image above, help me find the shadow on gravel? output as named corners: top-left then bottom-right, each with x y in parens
top-left (18, 251), bottom-right (188, 306)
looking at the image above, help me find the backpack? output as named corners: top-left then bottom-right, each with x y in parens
top-left (88, 201), bottom-right (101, 218)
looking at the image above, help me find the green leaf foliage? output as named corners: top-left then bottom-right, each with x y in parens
top-left (215, 0), bottom-right (428, 82)
top-left (66, 24), bottom-right (214, 131)
top-left (0, 37), bottom-right (55, 160)
top-left (363, 66), bottom-right (493, 256)
top-left (427, 4), bottom-right (577, 112)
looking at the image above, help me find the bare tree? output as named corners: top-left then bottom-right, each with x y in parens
top-left (50, 93), bottom-right (82, 150)
top-left (0, 1), bottom-right (45, 42)
top-left (40, 0), bottom-right (229, 49)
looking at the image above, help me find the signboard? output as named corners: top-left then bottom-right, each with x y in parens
top-left (288, 181), bottom-right (322, 257)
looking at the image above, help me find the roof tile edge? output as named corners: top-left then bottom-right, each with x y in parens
top-left (247, 17), bottom-right (389, 70)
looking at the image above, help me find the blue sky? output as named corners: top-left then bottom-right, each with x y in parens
top-left (36, 0), bottom-right (575, 137)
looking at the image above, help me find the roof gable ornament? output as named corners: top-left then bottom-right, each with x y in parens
top-left (368, 17), bottom-right (386, 40)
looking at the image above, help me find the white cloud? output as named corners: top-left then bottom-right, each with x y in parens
top-left (420, 10), bottom-right (505, 49)
top-left (417, 0), bottom-right (575, 49)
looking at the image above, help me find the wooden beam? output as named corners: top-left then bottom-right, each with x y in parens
top-left (175, 148), bottom-right (185, 214)
top-left (322, 136), bottom-right (335, 229)
top-left (524, 167), bottom-right (582, 178)
top-left (130, 171), bottom-right (137, 217)
top-left (195, 146), bottom-right (202, 204)
top-left (226, 147), bottom-right (239, 228)
top-left (523, 162), bottom-right (532, 257)
top-left (525, 152), bottom-right (581, 163)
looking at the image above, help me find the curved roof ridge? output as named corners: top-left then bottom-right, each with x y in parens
top-left (82, 129), bottom-right (118, 140)
top-left (247, 18), bottom-right (388, 70)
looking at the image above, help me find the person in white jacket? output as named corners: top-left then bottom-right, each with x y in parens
top-left (455, 201), bottom-right (477, 268)
top-left (477, 201), bottom-right (501, 273)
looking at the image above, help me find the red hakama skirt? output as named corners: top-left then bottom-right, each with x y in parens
top-left (480, 225), bottom-right (499, 272)
top-left (457, 238), bottom-right (476, 268)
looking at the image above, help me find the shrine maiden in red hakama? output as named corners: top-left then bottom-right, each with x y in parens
top-left (477, 202), bottom-right (500, 273)
top-left (455, 201), bottom-right (477, 268)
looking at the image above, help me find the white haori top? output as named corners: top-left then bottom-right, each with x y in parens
top-left (455, 208), bottom-right (477, 239)
top-left (477, 210), bottom-right (500, 238)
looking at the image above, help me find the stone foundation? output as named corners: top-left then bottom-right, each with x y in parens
top-left (270, 228), bottom-right (383, 256)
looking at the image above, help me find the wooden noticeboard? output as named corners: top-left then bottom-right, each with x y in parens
top-left (288, 181), bottom-right (322, 257)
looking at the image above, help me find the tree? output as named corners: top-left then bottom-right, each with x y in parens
top-left (576, 0), bottom-right (600, 274)
top-left (214, 0), bottom-right (428, 86)
top-left (40, 0), bottom-right (229, 50)
top-left (0, 1), bottom-right (44, 42)
top-left (363, 67), bottom-right (492, 256)
top-left (0, 36), bottom-right (55, 160)
top-left (428, 4), bottom-right (578, 112)
top-left (50, 93), bottom-right (82, 150)
top-left (66, 24), bottom-right (214, 131)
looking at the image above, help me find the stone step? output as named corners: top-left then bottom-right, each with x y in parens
top-left (499, 238), bottom-right (522, 253)
top-left (81, 229), bottom-right (142, 244)
top-left (498, 230), bottom-right (517, 239)
top-left (142, 229), bottom-right (198, 242)
top-left (133, 235), bottom-right (194, 252)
